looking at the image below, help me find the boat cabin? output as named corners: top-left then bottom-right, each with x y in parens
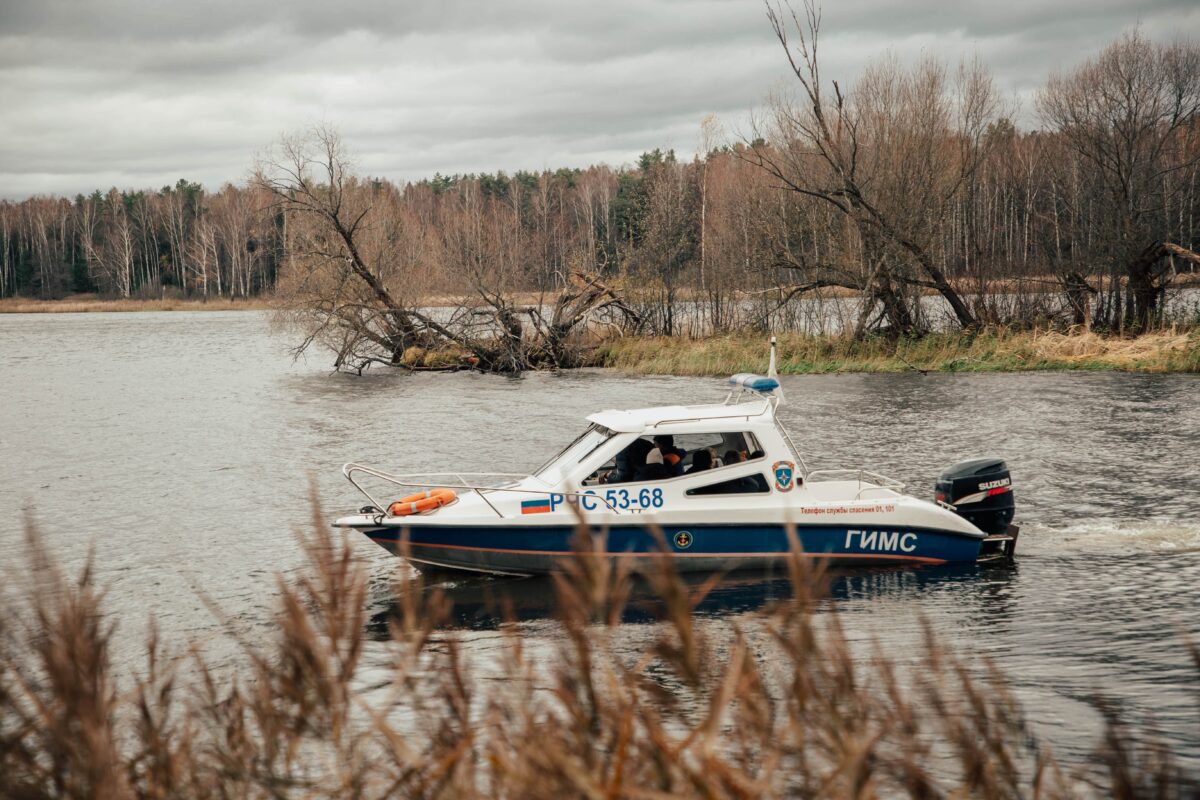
top-left (528, 375), bottom-right (805, 508)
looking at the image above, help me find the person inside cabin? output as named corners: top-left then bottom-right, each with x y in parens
top-left (721, 449), bottom-right (764, 493)
top-left (638, 447), bottom-right (671, 480)
top-left (686, 449), bottom-right (713, 475)
top-left (603, 437), bottom-right (653, 484)
top-left (653, 434), bottom-right (686, 477)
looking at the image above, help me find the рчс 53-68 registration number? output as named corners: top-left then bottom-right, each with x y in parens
top-left (577, 487), bottom-right (664, 511)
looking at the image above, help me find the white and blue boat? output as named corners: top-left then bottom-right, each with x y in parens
top-left (335, 340), bottom-right (1018, 575)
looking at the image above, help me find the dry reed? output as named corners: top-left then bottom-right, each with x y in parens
top-left (1, 500), bottom-right (1196, 798)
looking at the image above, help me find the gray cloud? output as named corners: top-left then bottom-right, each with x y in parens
top-left (1, 0), bottom-right (1196, 198)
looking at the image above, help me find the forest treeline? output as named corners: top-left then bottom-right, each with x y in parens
top-left (2, 11), bottom-right (1199, 371)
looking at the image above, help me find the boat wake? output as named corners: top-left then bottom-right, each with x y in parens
top-left (1027, 518), bottom-right (1200, 555)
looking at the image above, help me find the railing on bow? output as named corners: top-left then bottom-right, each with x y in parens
top-left (803, 468), bottom-right (906, 500)
top-left (342, 463), bottom-right (622, 520)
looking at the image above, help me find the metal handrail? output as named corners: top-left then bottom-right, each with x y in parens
top-left (342, 463), bottom-right (623, 519)
top-left (344, 464), bottom-right (526, 518)
top-left (654, 397), bottom-right (773, 429)
top-left (804, 468), bottom-right (906, 492)
top-left (776, 420), bottom-right (810, 476)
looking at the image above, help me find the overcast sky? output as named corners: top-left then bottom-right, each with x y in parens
top-left (1, 0), bottom-right (1197, 200)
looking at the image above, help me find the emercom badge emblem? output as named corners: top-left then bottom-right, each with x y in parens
top-left (773, 460), bottom-right (795, 492)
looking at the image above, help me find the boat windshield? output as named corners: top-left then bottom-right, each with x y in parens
top-left (534, 424), bottom-right (616, 480)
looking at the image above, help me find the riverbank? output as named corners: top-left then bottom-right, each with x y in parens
top-left (4, 297), bottom-right (1197, 374)
top-left (0, 294), bottom-right (272, 313)
top-left (592, 329), bottom-right (1200, 374)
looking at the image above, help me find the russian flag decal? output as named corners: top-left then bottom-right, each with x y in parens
top-left (521, 499), bottom-right (552, 514)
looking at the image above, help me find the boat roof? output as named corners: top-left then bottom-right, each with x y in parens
top-left (586, 400), bottom-right (775, 434)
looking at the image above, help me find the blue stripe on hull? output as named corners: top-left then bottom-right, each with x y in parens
top-left (363, 523), bottom-right (982, 575)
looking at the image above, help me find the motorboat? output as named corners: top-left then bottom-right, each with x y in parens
top-left (334, 339), bottom-right (1019, 575)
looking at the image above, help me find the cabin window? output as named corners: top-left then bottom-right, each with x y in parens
top-left (535, 425), bottom-right (615, 478)
top-left (673, 432), bottom-right (763, 467)
top-left (584, 431), bottom-right (764, 485)
top-left (576, 428), bottom-right (617, 463)
top-left (686, 473), bottom-right (771, 495)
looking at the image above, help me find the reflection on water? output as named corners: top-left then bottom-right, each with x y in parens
top-left (367, 562), bottom-right (1013, 634)
top-left (0, 311), bottom-right (1198, 770)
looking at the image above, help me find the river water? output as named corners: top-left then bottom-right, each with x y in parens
top-left (0, 311), bottom-right (1197, 769)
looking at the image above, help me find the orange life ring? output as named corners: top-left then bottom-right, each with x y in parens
top-left (388, 488), bottom-right (457, 517)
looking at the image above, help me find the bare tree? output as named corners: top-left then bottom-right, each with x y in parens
top-left (745, 0), bottom-right (1001, 335)
top-left (258, 127), bottom-right (634, 373)
top-left (82, 190), bottom-right (136, 298)
top-left (434, 177), bottom-right (638, 370)
top-left (255, 127), bottom-right (432, 371)
top-left (1038, 31), bottom-right (1200, 331)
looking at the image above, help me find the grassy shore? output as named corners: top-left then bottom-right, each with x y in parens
top-left (0, 294), bottom-right (272, 313)
top-left (5, 296), bottom-right (1197, 374)
top-left (592, 328), bottom-right (1200, 375)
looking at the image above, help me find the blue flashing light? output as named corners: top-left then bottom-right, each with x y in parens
top-left (729, 373), bottom-right (780, 393)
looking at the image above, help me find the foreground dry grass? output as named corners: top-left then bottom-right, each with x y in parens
top-left (2, 501), bottom-right (1196, 799)
top-left (594, 328), bottom-right (1200, 375)
top-left (0, 294), bottom-right (272, 313)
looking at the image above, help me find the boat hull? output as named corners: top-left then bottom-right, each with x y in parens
top-left (359, 522), bottom-right (984, 575)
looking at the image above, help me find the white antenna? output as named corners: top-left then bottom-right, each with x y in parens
top-left (768, 335), bottom-right (784, 403)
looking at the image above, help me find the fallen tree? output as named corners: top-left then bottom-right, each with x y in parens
top-left (257, 127), bottom-right (638, 374)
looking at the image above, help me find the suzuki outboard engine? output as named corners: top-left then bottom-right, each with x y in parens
top-left (935, 458), bottom-right (1014, 535)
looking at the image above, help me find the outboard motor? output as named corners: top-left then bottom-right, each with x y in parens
top-left (935, 458), bottom-right (1014, 535)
